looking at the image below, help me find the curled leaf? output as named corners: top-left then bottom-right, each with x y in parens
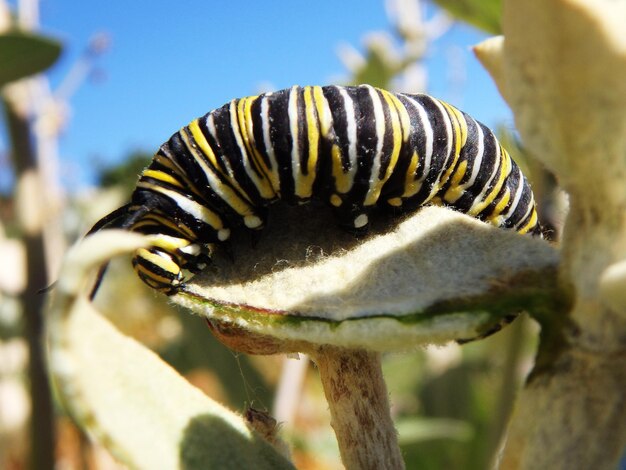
top-left (473, 36), bottom-right (507, 103)
top-left (47, 230), bottom-right (294, 469)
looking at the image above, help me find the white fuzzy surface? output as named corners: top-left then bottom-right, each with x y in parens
top-left (175, 205), bottom-right (558, 350)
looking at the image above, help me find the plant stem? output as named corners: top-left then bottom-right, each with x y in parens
top-left (485, 315), bottom-right (526, 467)
top-left (3, 93), bottom-right (55, 470)
top-left (311, 346), bottom-right (404, 470)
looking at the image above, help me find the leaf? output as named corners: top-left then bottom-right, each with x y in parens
top-left (47, 231), bottom-right (294, 469)
top-left (432, 0), bottom-right (502, 34)
top-left (173, 206), bottom-right (561, 353)
top-left (0, 30), bottom-right (62, 85)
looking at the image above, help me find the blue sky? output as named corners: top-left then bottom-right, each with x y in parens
top-left (8, 0), bottom-right (513, 190)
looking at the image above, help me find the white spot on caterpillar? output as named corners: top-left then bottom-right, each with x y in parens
top-left (244, 215), bottom-right (263, 229)
top-left (354, 214), bottom-right (368, 228)
top-left (180, 244), bottom-right (201, 255)
top-left (218, 229), bottom-right (231, 241)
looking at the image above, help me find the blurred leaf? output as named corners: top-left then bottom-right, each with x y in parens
top-left (159, 312), bottom-right (275, 410)
top-left (349, 47), bottom-right (401, 89)
top-left (48, 231), bottom-right (295, 469)
top-left (0, 30), bottom-right (62, 85)
top-left (97, 151), bottom-right (151, 190)
top-left (397, 417), bottom-right (474, 444)
top-left (432, 0), bottom-right (502, 34)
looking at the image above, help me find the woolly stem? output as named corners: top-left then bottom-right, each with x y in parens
top-left (311, 346), bottom-right (404, 470)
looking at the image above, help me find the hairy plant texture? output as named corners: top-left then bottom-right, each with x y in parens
top-left (476, 0), bottom-right (626, 468)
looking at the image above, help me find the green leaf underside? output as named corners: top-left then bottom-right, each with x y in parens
top-left (0, 30), bottom-right (62, 85)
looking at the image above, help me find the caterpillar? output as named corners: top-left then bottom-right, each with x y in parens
top-left (88, 84), bottom-right (541, 297)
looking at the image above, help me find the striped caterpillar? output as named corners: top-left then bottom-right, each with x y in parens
top-left (88, 84), bottom-right (540, 296)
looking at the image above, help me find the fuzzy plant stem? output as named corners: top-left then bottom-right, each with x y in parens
top-left (311, 346), bottom-right (404, 470)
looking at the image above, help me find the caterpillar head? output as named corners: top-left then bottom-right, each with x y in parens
top-left (131, 235), bottom-right (212, 295)
top-left (86, 202), bottom-right (211, 298)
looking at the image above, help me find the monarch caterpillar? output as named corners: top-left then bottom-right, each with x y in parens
top-left (88, 84), bottom-right (541, 296)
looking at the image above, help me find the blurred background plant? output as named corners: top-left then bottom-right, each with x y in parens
top-left (0, 0), bottom-right (567, 468)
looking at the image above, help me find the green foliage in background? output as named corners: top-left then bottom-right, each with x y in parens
top-left (432, 0), bottom-right (502, 34)
top-left (97, 151), bottom-right (151, 190)
top-left (348, 46), bottom-right (405, 89)
top-left (0, 30), bottom-right (62, 86)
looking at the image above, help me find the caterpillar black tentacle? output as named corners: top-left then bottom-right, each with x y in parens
top-left (87, 85), bottom-right (541, 296)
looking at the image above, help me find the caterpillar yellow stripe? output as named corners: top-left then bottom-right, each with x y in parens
top-left (87, 84), bottom-right (541, 296)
